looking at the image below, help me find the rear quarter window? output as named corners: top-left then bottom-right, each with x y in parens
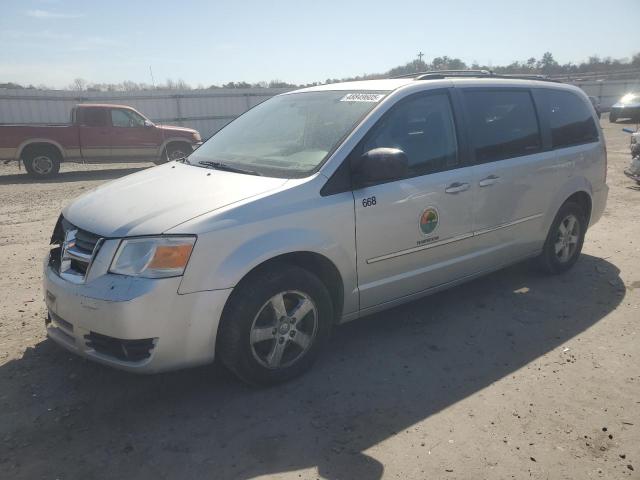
top-left (538, 89), bottom-right (598, 148)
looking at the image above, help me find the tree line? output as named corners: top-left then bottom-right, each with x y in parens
top-left (2, 52), bottom-right (639, 91)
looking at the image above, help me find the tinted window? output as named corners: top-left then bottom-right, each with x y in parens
top-left (111, 109), bottom-right (145, 127)
top-left (539, 90), bottom-right (598, 148)
top-left (464, 90), bottom-right (541, 163)
top-left (81, 108), bottom-right (108, 127)
top-left (362, 93), bottom-right (458, 177)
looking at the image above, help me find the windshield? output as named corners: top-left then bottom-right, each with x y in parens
top-left (188, 91), bottom-right (387, 178)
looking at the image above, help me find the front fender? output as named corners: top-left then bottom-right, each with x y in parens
top-left (178, 227), bottom-right (359, 316)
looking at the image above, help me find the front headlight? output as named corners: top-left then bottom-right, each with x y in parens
top-left (110, 236), bottom-right (196, 278)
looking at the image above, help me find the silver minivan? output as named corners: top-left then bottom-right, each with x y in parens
top-left (44, 73), bottom-right (608, 385)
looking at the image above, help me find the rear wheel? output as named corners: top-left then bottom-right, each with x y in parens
top-left (23, 148), bottom-right (61, 179)
top-left (609, 113), bottom-right (617, 123)
top-left (217, 263), bottom-right (333, 386)
top-left (538, 201), bottom-right (586, 274)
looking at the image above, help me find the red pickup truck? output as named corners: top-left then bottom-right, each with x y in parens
top-left (0, 104), bottom-right (202, 178)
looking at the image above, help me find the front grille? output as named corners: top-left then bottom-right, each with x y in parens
top-left (84, 332), bottom-right (155, 362)
top-left (49, 215), bottom-right (102, 284)
top-left (74, 228), bottom-right (101, 254)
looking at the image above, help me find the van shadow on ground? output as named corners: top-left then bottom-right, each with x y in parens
top-left (0, 166), bottom-right (149, 185)
top-left (0, 254), bottom-right (624, 479)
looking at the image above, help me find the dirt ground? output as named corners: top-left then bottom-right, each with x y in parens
top-left (0, 119), bottom-right (638, 480)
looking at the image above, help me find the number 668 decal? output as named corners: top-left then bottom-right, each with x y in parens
top-left (362, 196), bottom-right (377, 207)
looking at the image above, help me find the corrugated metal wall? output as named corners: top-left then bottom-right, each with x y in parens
top-left (1, 79), bottom-right (638, 138)
top-left (0, 88), bottom-right (292, 138)
top-left (572, 79), bottom-right (640, 109)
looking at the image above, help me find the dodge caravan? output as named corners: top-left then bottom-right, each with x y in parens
top-left (44, 73), bottom-right (608, 385)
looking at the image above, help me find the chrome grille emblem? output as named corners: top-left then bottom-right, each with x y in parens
top-left (51, 219), bottom-right (102, 284)
top-left (60, 228), bottom-right (78, 275)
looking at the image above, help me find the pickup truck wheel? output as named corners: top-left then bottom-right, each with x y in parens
top-left (217, 263), bottom-right (333, 386)
top-left (538, 201), bottom-right (586, 274)
top-left (609, 113), bottom-right (617, 123)
top-left (24, 149), bottom-right (61, 178)
top-left (156, 143), bottom-right (191, 165)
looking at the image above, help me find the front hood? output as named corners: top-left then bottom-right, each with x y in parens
top-left (611, 100), bottom-right (640, 108)
top-left (158, 125), bottom-right (198, 135)
top-left (63, 162), bottom-right (287, 237)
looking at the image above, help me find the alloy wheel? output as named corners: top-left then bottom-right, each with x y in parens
top-left (554, 214), bottom-right (580, 263)
top-left (249, 290), bottom-right (318, 369)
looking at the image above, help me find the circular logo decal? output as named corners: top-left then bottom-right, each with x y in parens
top-left (419, 207), bottom-right (439, 236)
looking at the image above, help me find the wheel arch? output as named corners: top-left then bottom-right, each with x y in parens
top-left (543, 175), bottom-right (594, 236)
top-left (18, 139), bottom-right (65, 162)
top-left (564, 190), bottom-right (592, 224)
top-left (159, 137), bottom-right (194, 156)
top-left (227, 251), bottom-right (345, 324)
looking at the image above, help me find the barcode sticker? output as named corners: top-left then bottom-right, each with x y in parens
top-left (340, 93), bottom-right (385, 102)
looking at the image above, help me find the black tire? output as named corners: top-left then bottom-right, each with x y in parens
top-left (23, 147), bottom-right (61, 179)
top-left (217, 263), bottom-right (333, 386)
top-left (538, 201), bottom-right (587, 274)
top-left (156, 143), bottom-right (191, 165)
top-left (609, 113), bottom-right (617, 123)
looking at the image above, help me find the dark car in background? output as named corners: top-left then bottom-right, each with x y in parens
top-left (609, 93), bottom-right (640, 123)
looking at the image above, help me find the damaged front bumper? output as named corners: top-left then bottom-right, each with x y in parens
top-left (43, 255), bottom-right (232, 373)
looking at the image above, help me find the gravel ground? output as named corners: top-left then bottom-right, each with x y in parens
top-left (0, 119), bottom-right (638, 480)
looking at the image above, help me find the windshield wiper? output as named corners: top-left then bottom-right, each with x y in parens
top-left (197, 160), bottom-right (261, 176)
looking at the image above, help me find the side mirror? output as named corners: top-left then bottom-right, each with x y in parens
top-left (353, 147), bottom-right (409, 187)
top-left (144, 119), bottom-right (154, 128)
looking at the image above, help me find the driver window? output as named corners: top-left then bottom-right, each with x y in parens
top-left (111, 109), bottom-right (145, 128)
top-left (362, 93), bottom-right (458, 177)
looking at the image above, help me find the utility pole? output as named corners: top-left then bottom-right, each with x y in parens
top-left (417, 51), bottom-right (425, 62)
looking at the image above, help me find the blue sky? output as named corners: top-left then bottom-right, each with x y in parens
top-left (1, 0), bottom-right (638, 88)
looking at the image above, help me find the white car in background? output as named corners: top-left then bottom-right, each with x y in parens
top-left (44, 72), bottom-right (608, 385)
top-left (610, 92), bottom-right (640, 122)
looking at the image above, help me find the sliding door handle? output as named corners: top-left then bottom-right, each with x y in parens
top-left (479, 174), bottom-right (500, 187)
top-left (445, 182), bottom-right (470, 194)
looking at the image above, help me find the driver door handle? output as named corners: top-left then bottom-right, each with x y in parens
top-left (445, 182), bottom-right (470, 194)
top-left (479, 174), bottom-right (500, 187)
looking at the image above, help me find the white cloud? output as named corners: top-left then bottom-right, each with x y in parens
top-left (25, 9), bottom-right (84, 19)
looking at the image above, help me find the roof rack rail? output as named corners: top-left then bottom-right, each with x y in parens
top-left (394, 70), bottom-right (491, 79)
top-left (393, 70), bottom-right (560, 83)
top-left (489, 73), bottom-right (559, 82)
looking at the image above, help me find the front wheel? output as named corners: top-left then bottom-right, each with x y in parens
top-left (156, 143), bottom-right (191, 165)
top-left (217, 263), bottom-right (333, 386)
top-left (538, 201), bottom-right (587, 274)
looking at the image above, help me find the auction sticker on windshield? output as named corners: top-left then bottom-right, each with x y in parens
top-left (340, 93), bottom-right (385, 102)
